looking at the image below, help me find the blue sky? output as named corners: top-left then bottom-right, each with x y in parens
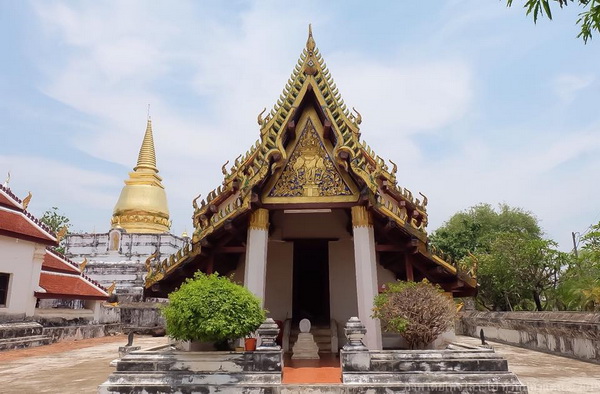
top-left (1, 1), bottom-right (599, 250)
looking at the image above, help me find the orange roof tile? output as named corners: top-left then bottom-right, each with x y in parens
top-left (0, 185), bottom-right (23, 210)
top-left (0, 208), bottom-right (57, 245)
top-left (42, 249), bottom-right (81, 274)
top-left (37, 271), bottom-right (108, 300)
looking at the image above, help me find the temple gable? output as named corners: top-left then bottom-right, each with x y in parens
top-left (265, 111), bottom-right (358, 203)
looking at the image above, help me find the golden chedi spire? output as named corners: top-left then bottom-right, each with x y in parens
top-left (111, 118), bottom-right (171, 233)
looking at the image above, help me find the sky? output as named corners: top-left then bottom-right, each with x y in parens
top-left (0, 0), bottom-right (599, 251)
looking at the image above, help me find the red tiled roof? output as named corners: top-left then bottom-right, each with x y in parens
top-left (37, 271), bottom-right (108, 300)
top-left (0, 184), bottom-right (23, 210)
top-left (0, 207), bottom-right (57, 245)
top-left (42, 249), bottom-right (81, 274)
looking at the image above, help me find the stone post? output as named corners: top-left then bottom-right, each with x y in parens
top-left (351, 206), bottom-right (382, 350)
top-left (343, 317), bottom-right (368, 351)
top-left (256, 318), bottom-right (281, 351)
top-left (244, 208), bottom-right (269, 306)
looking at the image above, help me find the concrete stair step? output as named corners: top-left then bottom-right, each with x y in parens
top-left (342, 371), bottom-right (526, 385)
top-left (0, 322), bottom-right (44, 339)
top-left (0, 335), bottom-right (53, 351)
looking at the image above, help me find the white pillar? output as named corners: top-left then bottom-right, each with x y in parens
top-left (84, 299), bottom-right (103, 323)
top-left (28, 245), bottom-right (46, 316)
top-left (351, 206), bottom-right (382, 350)
top-left (244, 208), bottom-right (269, 306)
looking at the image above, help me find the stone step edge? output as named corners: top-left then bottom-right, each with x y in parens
top-left (0, 335), bottom-right (52, 344)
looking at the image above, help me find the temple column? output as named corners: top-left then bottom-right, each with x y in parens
top-left (351, 206), bottom-right (383, 350)
top-left (244, 208), bottom-right (269, 306)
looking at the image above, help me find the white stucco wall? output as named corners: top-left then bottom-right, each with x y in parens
top-left (264, 240), bottom-right (294, 321)
top-left (376, 259), bottom-right (397, 288)
top-left (329, 239), bottom-right (359, 346)
top-left (274, 209), bottom-right (349, 239)
top-left (0, 235), bottom-right (44, 316)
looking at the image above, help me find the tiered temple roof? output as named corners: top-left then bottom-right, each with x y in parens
top-left (145, 27), bottom-right (476, 296)
top-left (37, 248), bottom-right (109, 300)
top-left (0, 184), bottom-right (57, 245)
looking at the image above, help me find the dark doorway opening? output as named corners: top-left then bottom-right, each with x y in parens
top-left (292, 239), bottom-right (330, 325)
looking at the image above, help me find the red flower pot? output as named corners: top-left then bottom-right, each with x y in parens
top-left (244, 338), bottom-right (257, 351)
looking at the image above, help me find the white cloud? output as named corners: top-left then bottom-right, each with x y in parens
top-left (553, 73), bottom-right (595, 103)
top-left (411, 123), bottom-right (600, 250)
top-left (29, 0), bottom-right (475, 237)
top-left (0, 155), bottom-right (120, 231)
top-left (19, 0), bottom-right (598, 252)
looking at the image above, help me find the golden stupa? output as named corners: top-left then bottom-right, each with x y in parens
top-left (110, 119), bottom-right (171, 233)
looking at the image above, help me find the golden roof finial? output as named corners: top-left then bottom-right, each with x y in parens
top-left (22, 191), bottom-right (32, 210)
top-left (307, 23), bottom-right (315, 52)
top-left (56, 226), bottom-right (68, 242)
top-left (107, 281), bottom-right (116, 295)
top-left (134, 118), bottom-right (158, 172)
top-left (79, 257), bottom-right (88, 272)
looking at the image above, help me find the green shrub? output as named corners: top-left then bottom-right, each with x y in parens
top-left (373, 280), bottom-right (458, 349)
top-left (162, 272), bottom-right (266, 343)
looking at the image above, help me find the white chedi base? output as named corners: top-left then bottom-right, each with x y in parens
top-left (292, 332), bottom-right (320, 359)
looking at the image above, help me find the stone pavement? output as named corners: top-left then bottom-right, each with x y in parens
top-left (455, 335), bottom-right (600, 393)
top-left (0, 334), bottom-right (168, 394)
top-left (0, 334), bottom-right (597, 393)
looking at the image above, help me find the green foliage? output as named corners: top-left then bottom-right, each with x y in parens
top-left (431, 203), bottom-right (568, 311)
top-left (506, 0), bottom-right (600, 44)
top-left (41, 206), bottom-right (71, 253)
top-left (556, 222), bottom-right (600, 311)
top-left (40, 206), bottom-right (71, 233)
top-left (430, 203), bottom-right (541, 262)
top-left (162, 273), bottom-right (266, 343)
top-left (477, 232), bottom-right (565, 311)
top-left (373, 280), bottom-right (458, 349)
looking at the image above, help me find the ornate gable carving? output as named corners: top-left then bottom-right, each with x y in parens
top-left (270, 119), bottom-right (352, 199)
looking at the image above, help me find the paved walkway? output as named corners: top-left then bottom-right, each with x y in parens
top-left (0, 334), bottom-right (597, 393)
top-left (455, 335), bottom-right (600, 393)
top-left (0, 335), bottom-right (168, 394)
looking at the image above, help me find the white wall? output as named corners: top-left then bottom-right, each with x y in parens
top-left (376, 259), bottom-right (397, 288)
top-left (329, 239), bottom-right (359, 346)
top-left (264, 240), bottom-right (293, 321)
top-left (0, 235), bottom-right (44, 316)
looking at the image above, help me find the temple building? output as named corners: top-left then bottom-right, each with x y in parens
top-left (64, 119), bottom-right (187, 302)
top-left (0, 184), bottom-right (108, 321)
top-left (144, 27), bottom-right (477, 350)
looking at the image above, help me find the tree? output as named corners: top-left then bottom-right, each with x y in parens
top-left (40, 206), bottom-right (71, 234)
top-left (506, 0), bottom-right (600, 43)
top-left (430, 203), bottom-right (541, 262)
top-left (373, 280), bottom-right (458, 349)
top-left (556, 221), bottom-right (600, 310)
top-left (41, 206), bottom-right (71, 253)
top-left (431, 204), bottom-right (564, 311)
top-left (477, 232), bottom-right (565, 311)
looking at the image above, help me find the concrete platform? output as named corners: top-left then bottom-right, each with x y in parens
top-left (0, 335), bottom-right (597, 393)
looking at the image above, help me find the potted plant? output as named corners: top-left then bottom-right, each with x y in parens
top-left (244, 332), bottom-right (257, 351)
top-left (162, 272), bottom-right (266, 350)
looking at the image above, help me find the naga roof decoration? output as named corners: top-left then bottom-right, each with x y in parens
top-left (145, 26), bottom-right (475, 291)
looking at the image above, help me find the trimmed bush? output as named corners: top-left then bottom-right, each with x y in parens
top-left (373, 280), bottom-right (458, 349)
top-left (163, 272), bottom-right (266, 343)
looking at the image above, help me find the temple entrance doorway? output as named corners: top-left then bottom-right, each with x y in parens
top-left (292, 239), bottom-right (330, 326)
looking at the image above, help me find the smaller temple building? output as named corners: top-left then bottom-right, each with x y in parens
top-left (64, 119), bottom-right (187, 302)
top-left (0, 183), bottom-right (108, 321)
top-left (144, 28), bottom-right (477, 350)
